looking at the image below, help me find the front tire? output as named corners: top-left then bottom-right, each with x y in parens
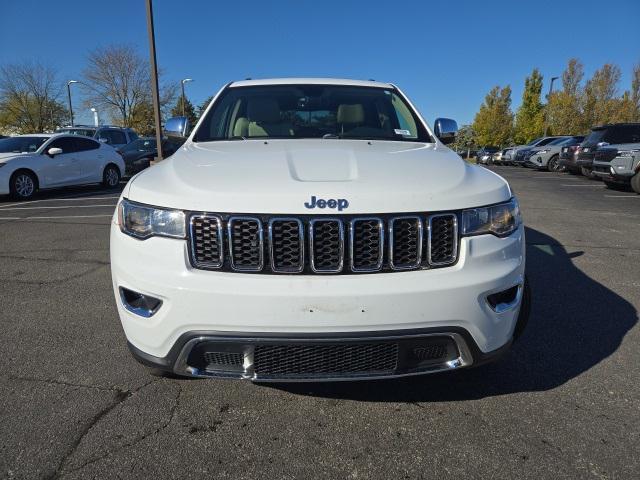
top-left (581, 166), bottom-right (595, 178)
top-left (513, 278), bottom-right (531, 341)
top-left (10, 171), bottom-right (37, 200)
top-left (547, 155), bottom-right (560, 172)
top-left (631, 172), bottom-right (640, 194)
top-left (103, 164), bottom-right (121, 189)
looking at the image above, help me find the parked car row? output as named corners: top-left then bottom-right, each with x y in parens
top-left (476, 122), bottom-right (640, 194)
top-left (0, 123), bottom-right (184, 199)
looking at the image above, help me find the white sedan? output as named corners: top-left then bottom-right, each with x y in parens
top-left (0, 133), bottom-right (125, 200)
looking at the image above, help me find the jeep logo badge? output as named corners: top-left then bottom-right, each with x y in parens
top-left (304, 196), bottom-right (349, 211)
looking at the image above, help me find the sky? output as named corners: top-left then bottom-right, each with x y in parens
top-left (1, 0), bottom-right (639, 126)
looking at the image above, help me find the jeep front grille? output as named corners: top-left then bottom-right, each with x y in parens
top-left (189, 212), bottom-right (459, 274)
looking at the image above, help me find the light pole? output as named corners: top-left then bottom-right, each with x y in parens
top-left (146, 0), bottom-right (164, 162)
top-left (90, 108), bottom-right (99, 127)
top-left (181, 78), bottom-right (193, 117)
top-left (67, 80), bottom-right (78, 126)
top-left (544, 76), bottom-right (559, 136)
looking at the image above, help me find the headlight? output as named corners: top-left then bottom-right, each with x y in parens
top-left (461, 197), bottom-right (521, 237)
top-left (536, 149), bottom-right (549, 154)
top-left (617, 149), bottom-right (639, 157)
top-left (118, 199), bottom-right (186, 239)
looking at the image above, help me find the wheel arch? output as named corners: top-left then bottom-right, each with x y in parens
top-left (10, 168), bottom-right (40, 190)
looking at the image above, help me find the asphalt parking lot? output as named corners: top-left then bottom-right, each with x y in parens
top-left (0, 166), bottom-right (638, 480)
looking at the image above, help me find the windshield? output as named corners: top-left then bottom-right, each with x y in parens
top-left (194, 85), bottom-right (432, 142)
top-left (56, 128), bottom-right (97, 137)
top-left (0, 136), bottom-right (49, 153)
top-left (526, 137), bottom-right (543, 146)
top-left (535, 137), bottom-right (559, 147)
top-left (547, 137), bottom-right (570, 146)
top-left (122, 138), bottom-right (156, 153)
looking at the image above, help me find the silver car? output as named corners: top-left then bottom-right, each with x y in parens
top-left (524, 136), bottom-right (584, 171)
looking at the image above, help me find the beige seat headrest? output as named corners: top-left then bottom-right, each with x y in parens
top-left (337, 104), bottom-right (364, 124)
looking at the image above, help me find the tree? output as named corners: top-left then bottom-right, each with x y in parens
top-left (171, 96), bottom-right (198, 127)
top-left (197, 96), bottom-right (213, 119)
top-left (611, 63), bottom-right (640, 123)
top-left (472, 85), bottom-right (513, 147)
top-left (513, 69), bottom-right (545, 144)
top-left (81, 44), bottom-right (176, 128)
top-left (546, 58), bottom-right (586, 135)
top-left (0, 62), bottom-right (68, 134)
top-left (451, 124), bottom-right (475, 157)
top-left (582, 63), bottom-right (621, 129)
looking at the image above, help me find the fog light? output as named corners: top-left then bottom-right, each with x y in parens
top-left (119, 287), bottom-right (162, 317)
top-left (487, 285), bottom-right (521, 313)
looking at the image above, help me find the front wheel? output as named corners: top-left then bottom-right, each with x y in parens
top-left (631, 172), bottom-right (640, 194)
top-left (102, 165), bottom-right (121, 188)
top-left (581, 166), bottom-right (594, 178)
top-left (547, 155), bottom-right (561, 172)
top-left (10, 171), bottom-right (37, 200)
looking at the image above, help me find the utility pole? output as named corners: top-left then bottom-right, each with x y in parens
top-left (181, 78), bottom-right (193, 117)
top-left (543, 76), bottom-right (559, 136)
top-left (145, 0), bottom-right (163, 162)
top-left (67, 80), bottom-right (78, 126)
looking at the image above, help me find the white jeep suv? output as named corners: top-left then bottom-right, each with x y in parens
top-left (111, 78), bottom-right (529, 381)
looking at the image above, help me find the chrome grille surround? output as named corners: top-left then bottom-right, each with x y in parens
top-left (268, 218), bottom-right (305, 273)
top-left (389, 216), bottom-right (423, 270)
top-left (427, 214), bottom-right (458, 266)
top-left (309, 218), bottom-right (344, 273)
top-left (227, 216), bottom-right (264, 271)
top-left (190, 214), bottom-right (224, 268)
top-left (349, 218), bottom-right (384, 272)
top-left (188, 212), bottom-right (460, 274)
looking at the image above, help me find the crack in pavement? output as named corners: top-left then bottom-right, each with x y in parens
top-left (6, 375), bottom-right (129, 393)
top-left (55, 382), bottom-right (182, 478)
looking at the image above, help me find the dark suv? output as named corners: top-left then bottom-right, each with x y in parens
top-left (575, 124), bottom-right (640, 178)
top-left (56, 125), bottom-right (138, 150)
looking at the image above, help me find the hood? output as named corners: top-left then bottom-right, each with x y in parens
top-left (0, 152), bottom-right (30, 164)
top-left (127, 139), bottom-right (512, 214)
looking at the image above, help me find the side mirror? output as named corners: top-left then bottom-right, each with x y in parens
top-left (47, 147), bottom-right (63, 156)
top-left (433, 118), bottom-right (458, 145)
top-left (597, 141), bottom-right (610, 148)
top-left (98, 137), bottom-right (109, 143)
top-left (164, 116), bottom-right (190, 139)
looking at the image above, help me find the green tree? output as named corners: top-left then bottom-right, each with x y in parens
top-left (581, 63), bottom-right (621, 129)
top-left (197, 96), bottom-right (213, 119)
top-left (451, 124), bottom-right (475, 157)
top-left (513, 69), bottom-right (545, 144)
top-left (472, 85), bottom-right (513, 147)
top-left (546, 58), bottom-right (586, 135)
top-left (0, 62), bottom-right (68, 133)
top-left (611, 63), bottom-right (640, 123)
top-left (171, 96), bottom-right (198, 127)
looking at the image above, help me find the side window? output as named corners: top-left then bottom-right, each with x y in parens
top-left (606, 126), bottom-right (640, 144)
top-left (127, 130), bottom-right (138, 142)
top-left (48, 137), bottom-right (78, 153)
top-left (74, 138), bottom-right (100, 152)
top-left (100, 130), bottom-right (127, 145)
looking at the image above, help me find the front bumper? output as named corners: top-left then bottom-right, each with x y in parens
top-left (111, 220), bottom-right (526, 380)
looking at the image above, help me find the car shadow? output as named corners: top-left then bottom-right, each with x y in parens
top-left (266, 226), bottom-right (637, 401)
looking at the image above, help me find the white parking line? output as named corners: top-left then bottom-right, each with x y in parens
top-left (561, 184), bottom-right (602, 187)
top-left (0, 204), bottom-right (116, 211)
top-left (0, 214), bottom-right (113, 221)
top-left (0, 195), bottom-right (120, 209)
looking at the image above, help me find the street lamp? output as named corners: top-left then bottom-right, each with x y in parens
top-left (67, 80), bottom-right (78, 126)
top-left (543, 76), bottom-right (560, 136)
top-left (181, 78), bottom-right (193, 117)
top-left (90, 107), bottom-right (99, 127)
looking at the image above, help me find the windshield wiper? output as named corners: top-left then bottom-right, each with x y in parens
top-left (322, 133), bottom-right (341, 139)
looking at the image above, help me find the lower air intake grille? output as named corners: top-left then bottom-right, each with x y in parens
top-left (204, 351), bottom-right (244, 368)
top-left (253, 343), bottom-right (399, 377)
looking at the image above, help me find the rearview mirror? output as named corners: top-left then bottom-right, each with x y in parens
top-left (164, 116), bottom-right (190, 139)
top-left (47, 147), bottom-right (63, 156)
top-left (433, 118), bottom-right (458, 145)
